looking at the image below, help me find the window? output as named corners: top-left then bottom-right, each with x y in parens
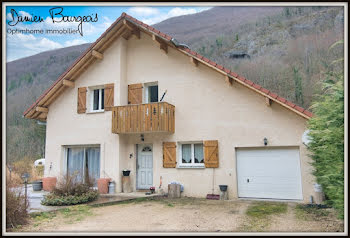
top-left (66, 146), bottom-right (100, 185)
top-left (179, 143), bottom-right (204, 167)
top-left (144, 82), bottom-right (158, 103)
top-left (148, 85), bottom-right (158, 102)
top-left (90, 87), bottom-right (104, 112)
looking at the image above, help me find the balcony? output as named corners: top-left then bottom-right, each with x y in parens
top-left (112, 102), bottom-right (175, 134)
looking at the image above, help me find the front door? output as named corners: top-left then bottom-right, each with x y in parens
top-left (137, 144), bottom-right (153, 189)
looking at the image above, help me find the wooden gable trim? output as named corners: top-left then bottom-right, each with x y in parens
top-left (91, 50), bottom-right (103, 60)
top-left (123, 19), bottom-right (135, 31)
top-left (35, 106), bottom-right (48, 113)
top-left (152, 34), bottom-right (168, 54)
top-left (62, 79), bottom-right (75, 87)
top-left (24, 13), bottom-right (311, 121)
top-left (265, 97), bottom-right (272, 106)
top-left (178, 48), bottom-right (311, 120)
top-left (23, 19), bottom-right (126, 119)
top-left (38, 112), bottom-right (48, 119)
top-left (190, 57), bottom-right (198, 67)
top-left (225, 75), bottom-right (233, 85)
top-left (122, 19), bottom-right (140, 40)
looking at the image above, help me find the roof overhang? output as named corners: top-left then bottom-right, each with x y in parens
top-left (23, 13), bottom-right (312, 121)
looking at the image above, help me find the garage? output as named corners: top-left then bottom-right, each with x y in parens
top-left (236, 147), bottom-right (303, 200)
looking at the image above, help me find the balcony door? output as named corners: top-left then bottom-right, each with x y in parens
top-left (144, 82), bottom-right (158, 103)
top-left (137, 144), bottom-right (153, 189)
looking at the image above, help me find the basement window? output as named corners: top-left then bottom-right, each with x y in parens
top-left (89, 86), bottom-right (104, 112)
top-left (178, 142), bottom-right (204, 168)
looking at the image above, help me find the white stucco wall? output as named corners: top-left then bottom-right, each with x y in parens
top-left (44, 31), bottom-right (316, 201)
top-left (45, 38), bottom-right (127, 192)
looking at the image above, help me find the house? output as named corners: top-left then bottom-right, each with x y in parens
top-left (24, 13), bottom-right (316, 201)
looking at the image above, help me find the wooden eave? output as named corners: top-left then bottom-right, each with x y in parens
top-left (24, 14), bottom-right (312, 121)
top-left (24, 21), bottom-right (129, 120)
top-left (23, 17), bottom-right (175, 121)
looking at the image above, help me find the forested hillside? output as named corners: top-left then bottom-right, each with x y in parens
top-left (6, 6), bottom-right (344, 165)
top-left (156, 6), bottom-right (344, 108)
top-left (6, 44), bottom-right (91, 163)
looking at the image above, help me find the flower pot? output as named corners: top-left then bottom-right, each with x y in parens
top-left (219, 185), bottom-right (228, 192)
top-left (42, 177), bottom-right (57, 192)
top-left (97, 178), bottom-right (111, 194)
top-left (122, 170), bottom-right (130, 176)
top-left (32, 180), bottom-right (43, 191)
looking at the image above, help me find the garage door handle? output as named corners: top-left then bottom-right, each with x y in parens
top-left (247, 179), bottom-right (249, 183)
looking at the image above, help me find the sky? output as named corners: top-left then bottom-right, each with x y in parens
top-left (5, 6), bottom-right (211, 62)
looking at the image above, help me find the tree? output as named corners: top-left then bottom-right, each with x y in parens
top-left (215, 37), bottom-right (223, 48)
top-left (293, 66), bottom-right (304, 106)
top-left (284, 7), bottom-right (291, 18)
top-left (307, 76), bottom-right (344, 218)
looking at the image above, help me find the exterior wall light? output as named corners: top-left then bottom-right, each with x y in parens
top-left (263, 137), bottom-right (268, 146)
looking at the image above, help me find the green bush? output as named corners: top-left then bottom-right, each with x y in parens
top-left (308, 78), bottom-right (344, 219)
top-left (41, 174), bottom-right (99, 206)
top-left (41, 190), bottom-right (98, 206)
top-left (53, 182), bottom-right (92, 197)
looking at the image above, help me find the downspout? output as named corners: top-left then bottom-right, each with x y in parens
top-left (212, 168), bottom-right (215, 194)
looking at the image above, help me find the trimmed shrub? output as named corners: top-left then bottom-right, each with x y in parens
top-left (41, 190), bottom-right (98, 206)
top-left (41, 174), bottom-right (98, 206)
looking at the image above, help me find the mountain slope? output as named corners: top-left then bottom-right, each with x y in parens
top-left (6, 44), bottom-right (91, 162)
top-left (153, 6), bottom-right (283, 47)
top-left (5, 6), bottom-right (344, 164)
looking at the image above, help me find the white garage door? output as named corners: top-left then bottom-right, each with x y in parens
top-left (237, 147), bottom-right (303, 200)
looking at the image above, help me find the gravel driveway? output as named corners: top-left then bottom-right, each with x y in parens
top-left (18, 197), bottom-right (344, 233)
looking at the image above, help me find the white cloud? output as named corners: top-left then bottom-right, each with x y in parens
top-left (7, 10), bottom-right (32, 21)
top-left (18, 11), bottom-right (32, 19)
top-left (64, 39), bottom-right (88, 47)
top-left (138, 7), bottom-right (211, 25)
top-left (6, 33), bottom-right (63, 61)
top-left (6, 16), bottom-right (97, 37)
top-left (13, 33), bottom-right (36, 41)
top-left (127, 7), bottom-right (160, 17)
top-left (167, 7), bottom-right (199, 17)
top-left (5, 7), bottom-right (212, 61)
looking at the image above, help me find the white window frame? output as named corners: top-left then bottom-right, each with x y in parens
top-left (178, 142), bottom-right (205, 168)
top-left (143, 82), bottom-right (158, 104)
top-left (88, 86), bottom-right (105, 113)
top-left (64, 144), bottom-right (100, 187)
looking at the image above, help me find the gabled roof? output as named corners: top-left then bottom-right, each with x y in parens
top-left (23, 12), bottom-right (313, 120)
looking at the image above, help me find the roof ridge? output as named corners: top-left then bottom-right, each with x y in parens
top-left (23, 12), bottom-right (313, 119)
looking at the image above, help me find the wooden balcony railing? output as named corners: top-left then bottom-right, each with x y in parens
top-left (112, 102), bottom-right (175, 134)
